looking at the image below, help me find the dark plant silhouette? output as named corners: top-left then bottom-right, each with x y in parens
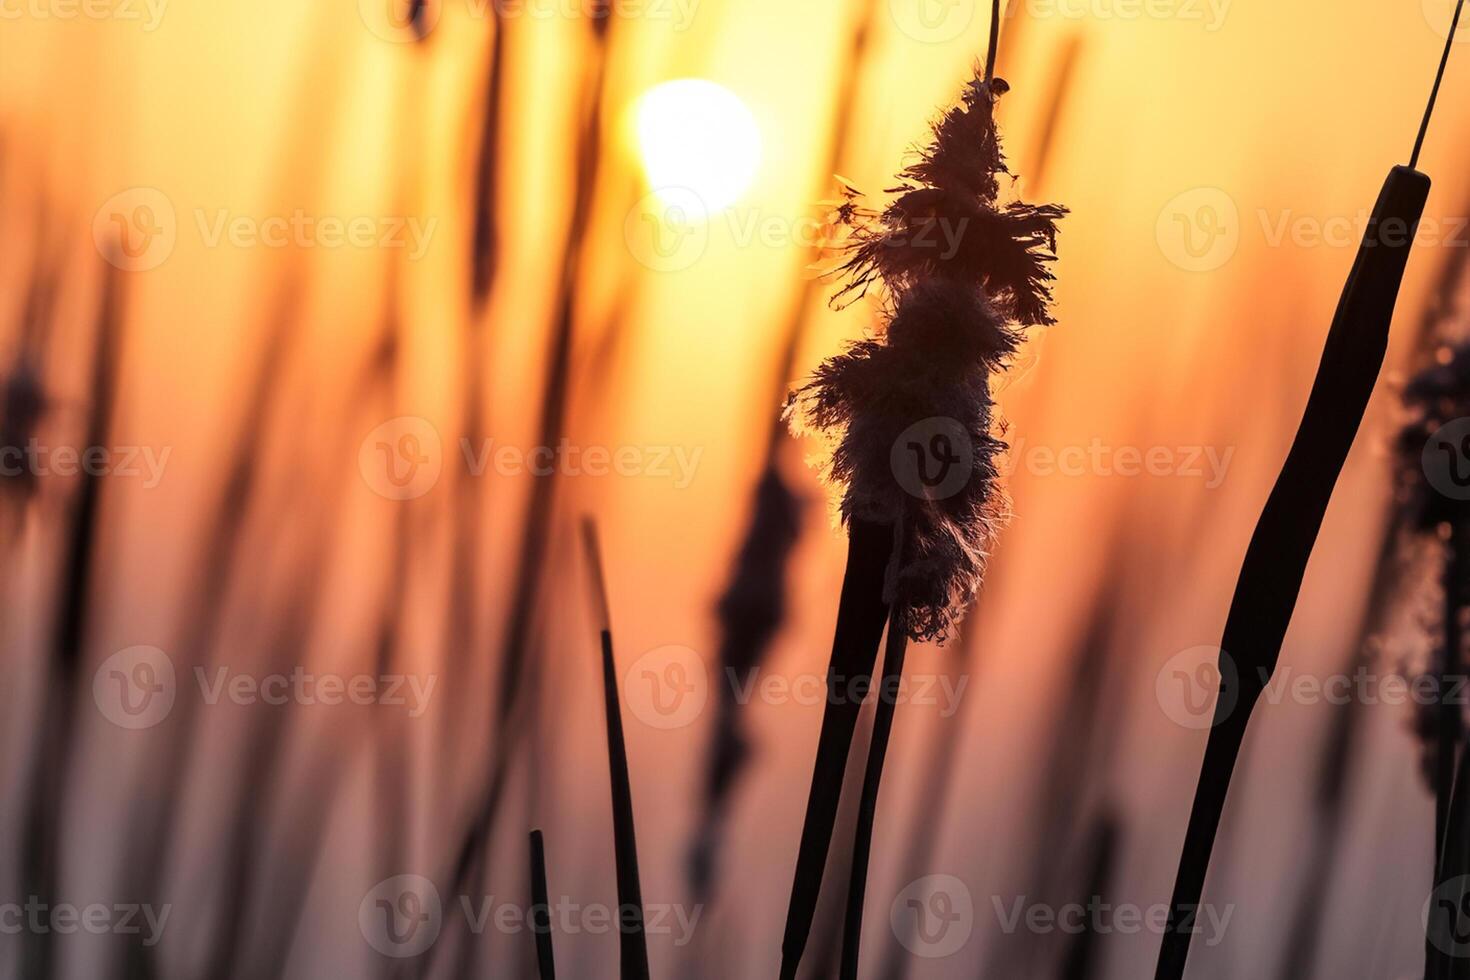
top-left (780, 7), bottom-right (1066, 970)
top-left (1153, 10), bottom-right (1460, 970)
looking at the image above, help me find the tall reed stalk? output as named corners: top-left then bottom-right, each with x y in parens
top-left (437, 20), bottom-right (615, 969)
top-left (692, 0), bottom-right (881, 905)
top-left (780, 5), bottom-right (1066, 971)
top-left (1153, 16), bottom-right (1458, 967)
top-left (20, 259), bottom-right (122, 980)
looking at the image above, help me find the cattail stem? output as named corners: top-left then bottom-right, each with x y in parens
top-left (529, 830), bottom-right (557, 979)
top-left (1155, 165), bottom-right (1431, 980)
top-left (1438, 520), bottom-right (1468, 858)
top-left (780, 517), bottom-right (895, 980)
top-left (839, 614), bottom-right (910, 980)
top-left (1411, 0), bottom-right (1465, 170)
top-left (984, 0), bottom-right (1003, 82)
top-left (1429, 731), bottom-right (1470, 979)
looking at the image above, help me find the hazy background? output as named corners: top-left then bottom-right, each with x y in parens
top-left (2, 0), bottom-right (1469, 976)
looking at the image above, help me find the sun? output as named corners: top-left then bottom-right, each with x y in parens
top-left (634, 79), bottom-right (762, 217)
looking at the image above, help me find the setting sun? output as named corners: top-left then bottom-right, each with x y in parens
top-left (634, 78), bottom-right (762, 216)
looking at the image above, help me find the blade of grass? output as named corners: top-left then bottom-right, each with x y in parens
top-left (530, 830), bottom-right (556, 979)
top-left (581, 517), bottom-right (650, 980)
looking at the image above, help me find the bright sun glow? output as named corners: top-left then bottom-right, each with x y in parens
top-left (635, 79), bottom-right (762, 217)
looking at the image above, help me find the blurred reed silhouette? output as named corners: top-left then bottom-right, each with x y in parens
top-left (5, 2), bottom-right (1470, 980)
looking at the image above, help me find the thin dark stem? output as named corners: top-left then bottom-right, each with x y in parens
top-left (779, 517), bottom-right (895, 980)
top-left (529, 830), bottom-right (557, 980)
top-left (584, 521), bottom-right (649, 980)
top-left (839, 619), bottom-right (910, 980)
top-left (1411, 0), bottom-right (1465, 170)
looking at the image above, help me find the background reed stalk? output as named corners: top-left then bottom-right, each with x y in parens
top-left (20, 260), bottom-right (121, 980)
top-left (529, 829), bottom-right (557, 979)
top-left (692, 0), bottom-right (881, 906)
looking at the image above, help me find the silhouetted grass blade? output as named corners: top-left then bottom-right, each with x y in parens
top-left (583, 519), bottom-right (649, 980)
top-left (1155, 164), bottom-right (1431, 980)
top-left (530, 830), bottom-right (556, 980)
